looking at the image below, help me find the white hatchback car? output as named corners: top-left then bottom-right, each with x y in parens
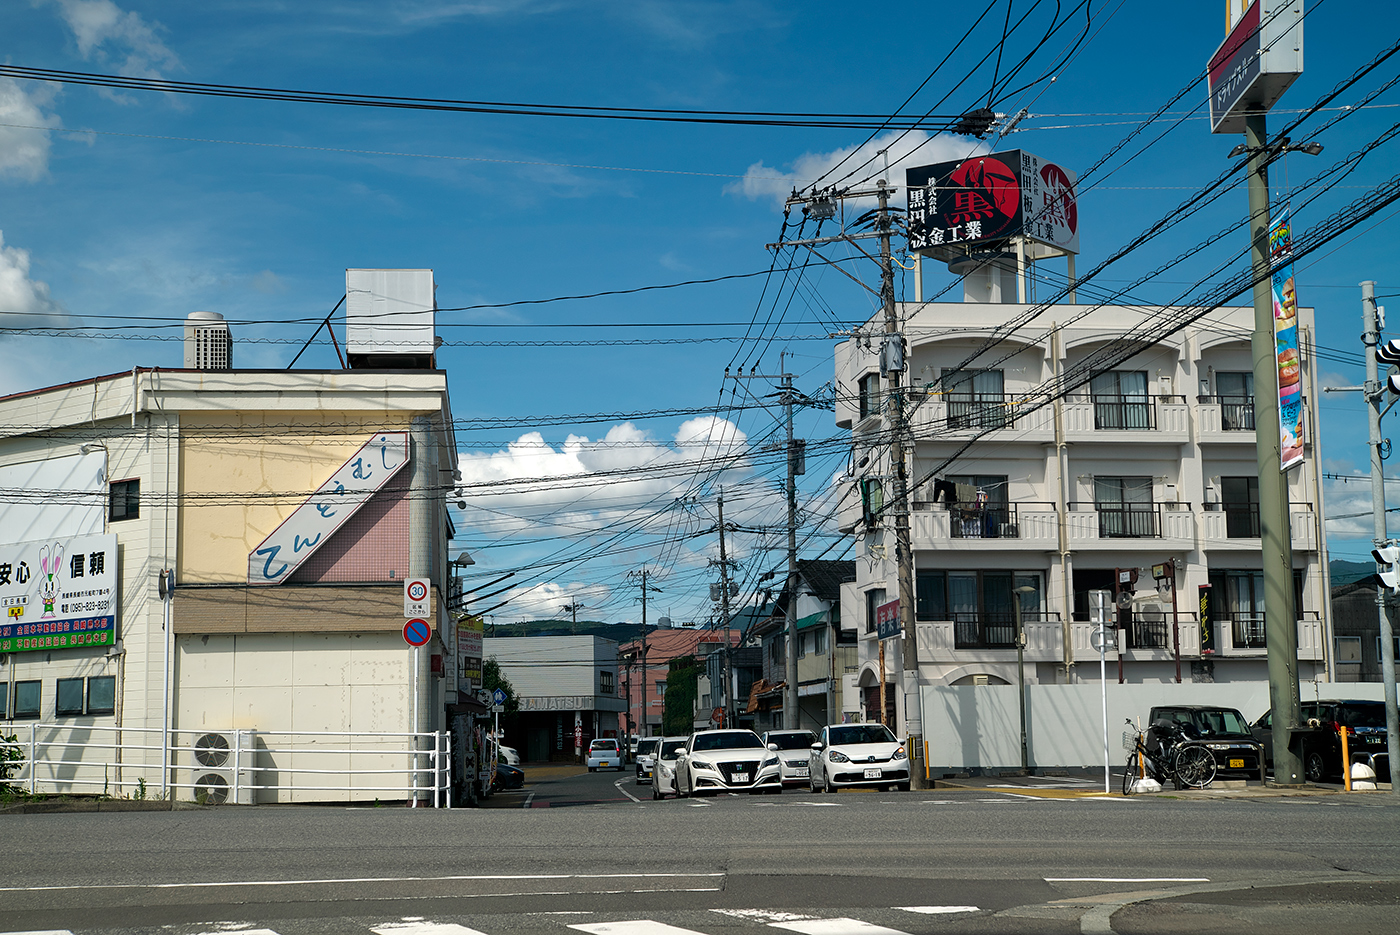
top-left (650, 736), bottom-right (688, 799)
top-left (675, 729), bottom-right (782, 796)
top-left (585, 738), bottom-right (623, 771)
top-left (761, 729), bottom-right (816, 786)
top-left (809, 722), bottom-right (910, 792)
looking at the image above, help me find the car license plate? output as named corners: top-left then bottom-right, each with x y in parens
top-left (1229, 758), bottom-right (1244, 769)
top-left (732, 772), bottom-right (749, 783)
top-left (863, 767), bottom-right (882, 779)
top-left (1369, 736), bottom-right (1384, 745)
top-left (795, 766), bottom-right (808, 775)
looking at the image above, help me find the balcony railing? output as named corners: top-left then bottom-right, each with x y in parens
top-left (1220, 611), bottom-right (1323, 650)
top-left (948, 503), bottom-right (1017, 539)
top-left (1216, 395), bottom-right (1256, 431)
top-left (953, 611), bottom-right (1060, 649)
top-left (947, 395), bottom-right (1011, 430)
top-left (1092, 394), bottom-right (1155, 430)
top-left (1070, 502), bottom-right (1161, 538)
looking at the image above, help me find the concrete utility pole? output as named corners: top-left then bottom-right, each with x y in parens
top-left (1243, 113), bottom-right (1302, 786)
top-left (876, 178), bottom-right (919, 743)
top-left (1360, 281), bottom-right (1400, 793)
top-left (783, 367), bottom-right (800, 729)
top-left (408, 414), bottom-right (435, 805)
top-left (715, 493), bottom-right (735, 728)
top-left (631, 568), bottom-right (661, 735)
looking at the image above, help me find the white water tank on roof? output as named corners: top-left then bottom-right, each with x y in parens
top-left (345, 269), bottom-right (437, 368)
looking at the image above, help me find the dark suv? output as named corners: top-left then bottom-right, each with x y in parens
top-left (1251, 700), bottom-right (1390, 783)
top-left (1147, 704), bottom-right (1264, 779)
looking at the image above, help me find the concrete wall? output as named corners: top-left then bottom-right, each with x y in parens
top-left (920, 681), bottom-right (1392, 771)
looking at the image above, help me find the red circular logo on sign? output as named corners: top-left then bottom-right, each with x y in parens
top-left (1039, 162), bottom-right (1078, 244)
top-left (946, 156), bottom-right (1021, 239)
top-left (407, 581), bottom-right (428, 602)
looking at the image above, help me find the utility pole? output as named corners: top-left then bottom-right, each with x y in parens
top-left (714, 493), bottom-right (736, 728)
top-left (1361, 281), bottom-right (1400, 793)
top-left (876, 178), bottom-right (919, 744)
top-left (1243, 112), bottom-right (1302, 786)
top-left (630, 568), bottom-right (661, 736)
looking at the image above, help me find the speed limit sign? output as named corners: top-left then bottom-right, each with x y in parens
top-left (404, 577), bottom-right (430, 617)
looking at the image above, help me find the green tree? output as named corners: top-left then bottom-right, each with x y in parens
top-left (662, 655), bottom-right (701, 735)
top-left (482, 657), bottom-right (519, 713)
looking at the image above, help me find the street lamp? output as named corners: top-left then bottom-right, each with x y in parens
top-left (1012, 585), bottom-right (1038, 775)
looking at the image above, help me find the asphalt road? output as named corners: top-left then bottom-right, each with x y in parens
top-left (3, 766), bottom-right (1399, 935)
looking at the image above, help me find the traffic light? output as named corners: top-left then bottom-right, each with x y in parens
top-left (1373, 545), bottom-right (1400, 593)
top-left (1376, 338), bottom-right (1400, 394)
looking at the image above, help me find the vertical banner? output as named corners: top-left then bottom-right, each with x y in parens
top-left (1198, 584), bottom-right (1215, 655)
top-left (1269, 212), bottom-right (1305, 469)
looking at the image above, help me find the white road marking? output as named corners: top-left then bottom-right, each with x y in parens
top-left (373, 924), bottom-right (493, 935)
top-left (191, 930), bottom-right (281, 935)
top-left (752, 802), bottom-right (843, 807)
top-left (770, 918), bottom-right (914, 935)
top-left (0, 873), bottom-right (724, 894)
top-left (0, 930), bottom-right (76, 935)
top-left (571, 922), bottom-right (711, 935)
top-left (895, 906), bottom-right (979, 915)
top-left (1045, 877), bottom-right (1209, 883)
top-left (614, 779), bottom-right (641, 803)
top-left (687, 800), bottom-right (712, 807)
top-left (522, 792), bottom-right (536, 808)
top-left (711, 909), bottom-right (815, 922)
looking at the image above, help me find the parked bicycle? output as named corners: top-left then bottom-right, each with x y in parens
top-left (1121, 717), bottom-right (1218, 793)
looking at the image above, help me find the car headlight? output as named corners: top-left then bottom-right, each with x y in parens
top-left (762, 756), bottom-right (779, 768)
top-left (893, 746), bottom-right (907, 760)
top-left (690, 759), bottom-right (714, 771)
top-left (828, 750), bottom-right (849, 763)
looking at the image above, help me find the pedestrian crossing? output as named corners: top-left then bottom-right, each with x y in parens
top-left (0, 906), bottom-right (984, 935)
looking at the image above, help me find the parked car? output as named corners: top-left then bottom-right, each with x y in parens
top-left (809, 722), bottom-right (910, 792)
top-left (650, 736), bottom-right (688, 799)
top-left (493, 759), bottom-right (525, 790)
top-left (761, 729), bottom-right (816, 786)
top-left (585, 738), bottom-right (623, 771)
top-left (1147, 704), bottom-right (1263, 779)
top-left (1252, 699), bottom-right (1391, 783)
top-left (635, 737), bottom-right (660, 784)
top-left (674, 729), bottom-right (782, 796)
top-left (497, 744), bottom-right (520, 767)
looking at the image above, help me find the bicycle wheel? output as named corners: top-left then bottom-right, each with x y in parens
top-left (1122, 752), bottom-right (1141, 795)
top-left (1174, 745), bottom-right (1217, 788)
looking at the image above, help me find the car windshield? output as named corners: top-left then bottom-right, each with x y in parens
top-left (767, 732), bottom-right (816, 750)
top-left (636, 739), bottom-right (659, 755)
top-left (1188, 708), bottom-right (1250, 735)
top-left (1339, 703), bottom-right (1387, 728)
top-left (692, 732), bottom-right (763, 752)
top-left (658, 740), bottom-right (686, 760)
top-left (829, 725), bottom-right (897, 745)
top-left (590, 740), bottom-right (617, 750)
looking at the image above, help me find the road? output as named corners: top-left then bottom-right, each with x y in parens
top-left (2, 766), bottom-right (1399, 935)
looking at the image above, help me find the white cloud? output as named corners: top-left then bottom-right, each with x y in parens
top-left (1322, 458), bottom-right (1375, 540)
top-left (728, 130), bottom-right (987, 210)
top-left (0, 230), bottom-right (66, 329)
top-left (43, 0), bottom-right (180, 96)
top-left (0, 78), bottom-right (62, 181)
top-left (492, 580), bottom-right (613, 620)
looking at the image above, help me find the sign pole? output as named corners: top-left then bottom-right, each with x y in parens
top-left (411, 644), bottom-right (419, 808)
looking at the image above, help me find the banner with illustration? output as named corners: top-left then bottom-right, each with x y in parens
top-left (1269, 211), bottom-right (1305, 470)
top-left (0, 533), bottom-right (118, 654)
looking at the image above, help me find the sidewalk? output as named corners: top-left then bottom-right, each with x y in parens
top-left (927, 768), bottom-right (1394, 799)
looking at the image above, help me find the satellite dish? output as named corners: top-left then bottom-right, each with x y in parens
top-left (1115, 590), bottom-right (1134, 610)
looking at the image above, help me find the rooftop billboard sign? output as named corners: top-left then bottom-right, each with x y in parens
top-left (1207, 0), bottom-right (1304, 134)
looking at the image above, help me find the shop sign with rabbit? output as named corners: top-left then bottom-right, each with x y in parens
top-left (0, 532), bottom-right (118, 653)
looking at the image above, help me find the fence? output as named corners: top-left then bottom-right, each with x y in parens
top-left (0, 724), bottom-right (451, 806)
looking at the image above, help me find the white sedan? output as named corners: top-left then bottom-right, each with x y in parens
top-left (761, 729), bottom-right (816, 786)
top-left (809, 723), bottom-right (911, 792)
top-left (650, 736), bottom-right (688, 799)
top-left (675, 729), bottom-right (782, 796)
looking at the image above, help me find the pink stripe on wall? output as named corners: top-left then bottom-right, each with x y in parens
top-left (289, 482), bottom-right (409, 583)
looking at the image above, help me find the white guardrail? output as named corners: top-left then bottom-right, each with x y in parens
top-left (0, 724), bottom-right (452, 807)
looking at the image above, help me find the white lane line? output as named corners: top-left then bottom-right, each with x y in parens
top-left (0, 873), bottom-right (724, 894)
top-left (571, 922), bottom-right (712, 935)
top-left (687, 800), bottom-right (712, 807)
top-left (192, 930), bottom-right (282, 935)
top-left (614, 779), bottom-right (641, 803)
top-left (0, 930), bottom-right (77, 935)
top-left (895, 906), bottom-right (980, 915)
top-left (752, 802), bottom-right (843, 807)
top-left (522, 792), bottom-right (536, 808)
top-left (1046, 877), bottom-right (1210, 883)
top-left (711, 909), bottom-right (815, 922)
top-left (373, 924), bottom-right (493, 935)
top-left (769, 919), bottom-right (914, 935)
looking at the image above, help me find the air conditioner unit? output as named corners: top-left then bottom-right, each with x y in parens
top-left (187, 730), bottom-right (256, 805)
top-left (972, 675), bottom-right (990, 686)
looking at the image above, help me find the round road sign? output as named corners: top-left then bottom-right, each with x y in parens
top-left (406, 580), bottom-right (428, 603)
top-left (403, 618), bottom-right (432, 647)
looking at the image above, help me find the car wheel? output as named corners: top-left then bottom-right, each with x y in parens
top-left (808, 775), bottom-right (818, 793)
top-left (1305, 749), bottom-right (1329, 783)
top-left (822, 769), bottom-right (834, 793)
top-left (652, 782), bottom-right (661, 800)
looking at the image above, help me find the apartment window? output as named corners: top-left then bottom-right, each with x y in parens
top-left (655, 681), bottom-right (666, 697)
top-left (1090, 370), bottom-right (1151, 429)
top-left (946, 474), bottom-right (1012, 539)
top-left (56, 678), bottom-right (85, 717)
top-left (1217, 371), bottom-right (1255, 430)
top-left (917, 571), bottom-right (1043, 648)
top-left (1335, 636), bottom-right (1363, 665)
top-left (1208, 570), bottom-right (1306, 649)
top-left (600, 671), bottom-right (614, 695)
top-left (798, 631), bottom-right (809, 658)
top-left (857, 373), bottom-right (882, 420)
top-left (1377, 636), bottom-right (1400, 662)
top-left (14, 680), bottom-right (41, 719)
top-left (861, 478), bottom-right (885, 527)
top-left (864, 587), bottom-right (887, 634)
top-left (109, 478), bottom-right (140, 521)
top-left (813, 627), bottom-right (826, 655)
top-left (87, 676), bottom-right (116, 716)
top-left (1221, 476), bottom-right (1260, 538)
top-left (944, 369), bottom-right (1007, 429)
top-left (1094, 476), bottom-right (1155, 537)
top-left (0, 683), bottom-right (6, 719)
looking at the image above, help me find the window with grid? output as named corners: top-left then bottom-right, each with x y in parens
top-left (1216, 371), bottom-right (1255, 430)
top-left (109, 478), bottom-right (140, 521)
top-left (857, 373), bottom-right (882, 421)
top-left (1094, 476), bottom-right (1155, 537)
top-left (1090, 371), bottom-right (1151, 429)
top-left (944, 369), bottom-right (1007, 429)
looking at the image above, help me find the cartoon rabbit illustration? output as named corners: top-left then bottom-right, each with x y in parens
top-left (38, 542), bottom-right (64, 619)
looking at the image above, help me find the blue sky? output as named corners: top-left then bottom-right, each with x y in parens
top-left (2, 1), bottom-right (1398, 622)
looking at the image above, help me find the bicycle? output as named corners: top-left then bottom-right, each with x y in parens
top-left (1121, 718), bottom-right (1218, 794)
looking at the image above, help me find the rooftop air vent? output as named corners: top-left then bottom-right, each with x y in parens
top-left (184, 311), bottom-right (232, 370)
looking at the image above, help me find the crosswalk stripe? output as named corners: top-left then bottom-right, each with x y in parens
top-left (0, 930), bottom-right (75, 935)
top-left (894, 906), bottom-right (980, 915)
top-left (373, 923), bottom-right (494, 935)
top-left (191, 930), bottom-right (281, 935)
top-left (769, 918), bottom-right (914, 935)
top-left (710, 910), bottom-right (815, 922)
top-left (572, 923), bottom-right (712, 935)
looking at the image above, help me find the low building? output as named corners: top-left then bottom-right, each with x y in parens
top-left (619, 625), bottom-right (740, 737)
top-left (483, 635), bottom-right (624, 761)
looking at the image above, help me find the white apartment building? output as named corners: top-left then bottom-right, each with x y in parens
top-left (833, 300), bottom-right (1330, 734)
